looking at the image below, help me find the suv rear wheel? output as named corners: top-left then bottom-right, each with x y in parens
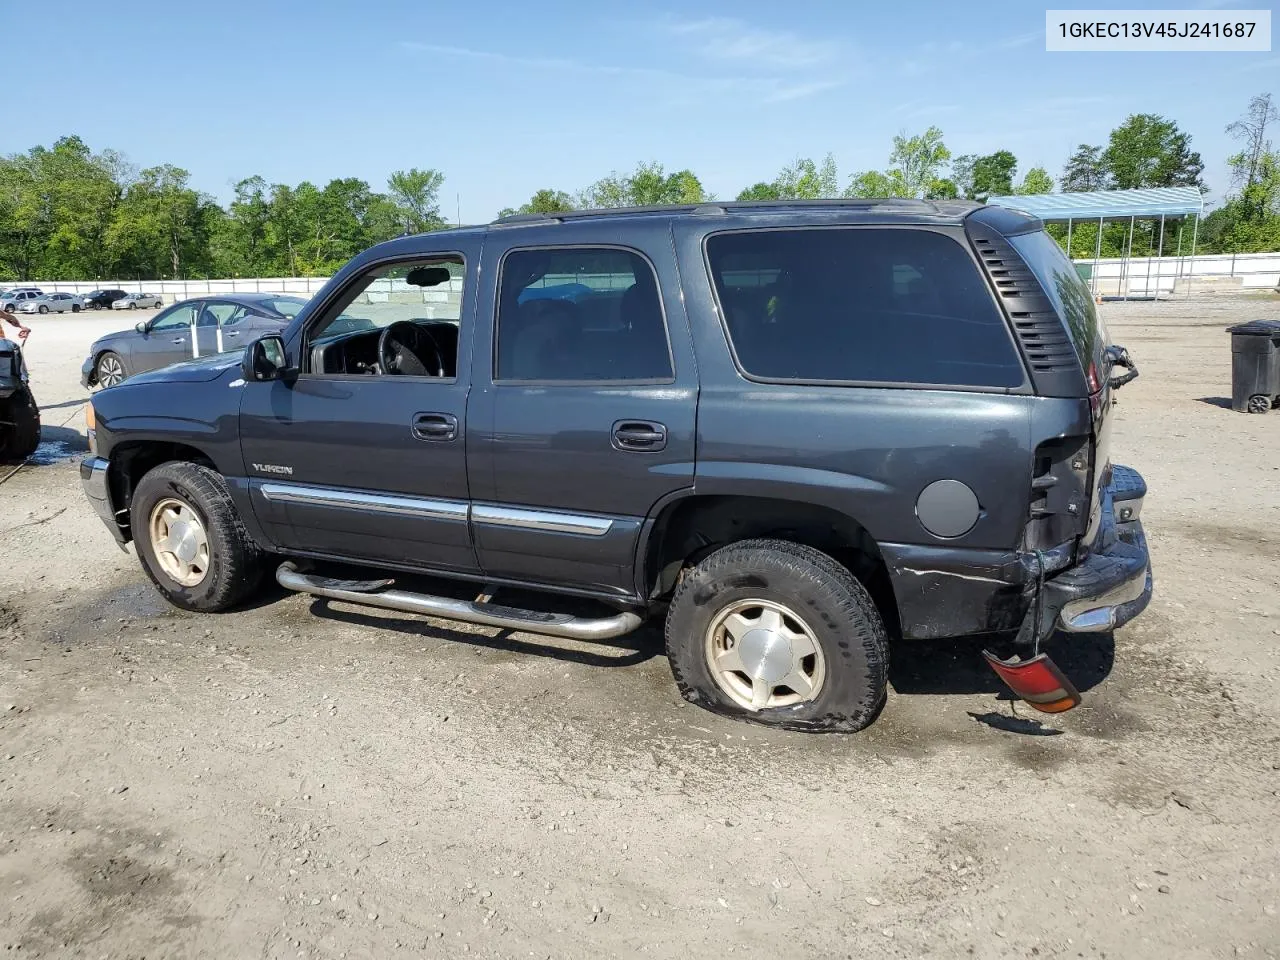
top-left (664, 538), bottom-right (889, 732)
top-left (130, 461), bottom-right (265, 612)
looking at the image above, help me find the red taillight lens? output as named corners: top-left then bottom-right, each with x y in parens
top-left (1087, 361), bottom-right (1101, 394)
top-left (982, 650), bottom-right (1082, 713)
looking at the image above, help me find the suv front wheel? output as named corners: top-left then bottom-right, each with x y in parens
top-left (130, 461), bottom-right (265, 612)
top-left (665, 539), bottom-right (889, 732)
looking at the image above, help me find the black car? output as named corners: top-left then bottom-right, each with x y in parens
top-left (79, 200), bottom-right (1151, 733)
top-left (82, 293), bottom-right (310, 388)
top-left (0, 337), bottom-right (40, 462)
top-left (83, 289), bottom-right (128, 309)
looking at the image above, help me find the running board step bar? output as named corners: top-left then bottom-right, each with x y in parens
top-left (275, 562), bottom-right (644, 641)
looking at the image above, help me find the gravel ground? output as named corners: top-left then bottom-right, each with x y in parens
top-left (1, 296), bottom-right (1278, 959)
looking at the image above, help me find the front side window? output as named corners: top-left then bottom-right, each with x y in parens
top-left (151, 304), bottom-right (196, 331)
top-left (707, 228), bottom-right (1025, 388)
top-left (303, 257), bottom-right (465, 378)
top-left (496, 247), bottom-right (672, 382)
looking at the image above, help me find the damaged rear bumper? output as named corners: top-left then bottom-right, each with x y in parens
top-left (1039, 464), bottom-right (1151, 636)
top-left (881, 465), bottom-right (1152, 642)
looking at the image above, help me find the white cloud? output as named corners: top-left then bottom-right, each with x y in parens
top-left (663, 16), bottom-right (840, 69)
top-left (398, 41), bottom-right (842, 104)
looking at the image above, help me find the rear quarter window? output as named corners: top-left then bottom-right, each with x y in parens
top-left (706, 228), bottom-right (1025, 389)
top-left (1008, 229), bottom-right (1108, 373)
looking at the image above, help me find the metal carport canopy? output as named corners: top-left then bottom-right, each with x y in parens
top-left (984, 186), bottom-right (1204, 220)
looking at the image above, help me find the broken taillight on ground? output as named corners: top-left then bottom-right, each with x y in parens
top-left (982, 650), bottom-right (1082, 714)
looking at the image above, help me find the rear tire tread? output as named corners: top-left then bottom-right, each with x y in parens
top-left (664, 538), bottom-right (889, 733)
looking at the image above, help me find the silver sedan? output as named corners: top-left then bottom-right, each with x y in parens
top-left (111, 292), bottom-right (164, 310)
top-left (18, 292), bottom-right (85, 314)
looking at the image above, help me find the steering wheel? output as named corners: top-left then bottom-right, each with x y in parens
top-left (378, 321), bottom-right (443, 377)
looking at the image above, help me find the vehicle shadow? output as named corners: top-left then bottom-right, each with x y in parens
top-left (888, 631), bottom-right (1115, 697)
top-left (1, 424), bottom-right (89, 466)
top-left (1195, 396), bottom-right (1234, 410)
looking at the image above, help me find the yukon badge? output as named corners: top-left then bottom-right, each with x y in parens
top-left (252, 463), bottom-right (294, 476)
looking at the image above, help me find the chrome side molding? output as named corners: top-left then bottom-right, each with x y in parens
top-left (471, 504), bottom-right (614, 537)
top-left (260, 483), bottom-right (468, 522)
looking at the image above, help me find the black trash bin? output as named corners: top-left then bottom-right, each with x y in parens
top-left (1226, 320), bottom-right (1280, 413)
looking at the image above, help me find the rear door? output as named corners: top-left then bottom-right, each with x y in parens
top-left (466, 223), bottom-right (698, 597)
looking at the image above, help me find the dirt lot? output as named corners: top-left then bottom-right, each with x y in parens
top-left (2, 297), bottom-right (1278, 959)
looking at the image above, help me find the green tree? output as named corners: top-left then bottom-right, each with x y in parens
top-left (579, 162), bottom-right (708, 208)
top-left (1101, 114), bottom-right (1204, 190)
top-left (108, 164), bottom-right (216, 278)
top-left (846, 127), bottom-right (950, 199)
top-left (1015, 166), bottom-right (1055, 195)
top-left (844, 169), bottom-right (910, 198)
top-left (498, 189), bottom-right (576, 217)
top-left (736, 155), bottom-right (839, 201)
top-left (386, 167), bottom-right (446, 234)
top-left (1060, 144), bottom-right (1107, 192)
top-left (968, 150), bottom-right (1017, 201)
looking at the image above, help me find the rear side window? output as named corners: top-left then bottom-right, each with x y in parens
top-left (1008, 229), bottom-right (1107, 372)
top-left (706, 228), bottom-right (1025, 388)
top-left (497, 247), bottom-right (673, 382)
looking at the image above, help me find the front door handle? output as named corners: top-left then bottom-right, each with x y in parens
top-left (412, 412), bottom-right (458, 442)
top-left (170, 337), bottom-right (185, 344)
top-left (612, 420), bottom-right (667, 452)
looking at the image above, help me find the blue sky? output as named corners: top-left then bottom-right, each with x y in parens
top-left (4, 0), bottom-right (1275, 221)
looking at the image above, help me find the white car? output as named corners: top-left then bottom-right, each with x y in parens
top-left (111, 292), bottom-right (164, 310)
top-left (18, 292), bottom-right (85, 314)
top-left (0, 289), bottom-right (43, 312)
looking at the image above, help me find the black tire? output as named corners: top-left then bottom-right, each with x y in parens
top-left (154, 300), bottom-right (163, 309)
top-left (130, 461), bottom-right (265, 612)
top-left (0, 387), bottom-right (41, 463)
top-left (665, 538), bottom-right (889, 733)
top-left (129, 302), bottom-right (136, 309)
top-left (37, 305), bottom-right (48, 314)
top-left (95, 350), bottom-right (127, 388)
top-left (72, 303), bottom-right (80, 312)
top-left (1246, 394), bottom-right (1271, 414)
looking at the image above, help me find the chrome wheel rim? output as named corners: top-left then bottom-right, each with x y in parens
top-left (97, 355), bottom-right (124, 387)
top-left (148, 497), bottom-right (210, 587)
top-left (704, 598), bottom-right (826, 710)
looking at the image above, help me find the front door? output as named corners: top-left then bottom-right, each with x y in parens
top-left (466, 229), bottom-right (698, 598)
top-left (132, 302), bottom-right (198, 373)
top-left (238, 246), bottom-right (479, 573)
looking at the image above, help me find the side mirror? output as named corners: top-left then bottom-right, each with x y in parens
top-left (134, 321), bottom-right (147, 334)
top-left (242, 334), bottom-right (290, 382)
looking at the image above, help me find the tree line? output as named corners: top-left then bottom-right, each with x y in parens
top-left (1, 93), bottom-right (1275, 282)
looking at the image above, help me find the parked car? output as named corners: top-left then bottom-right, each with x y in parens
top-left (0, 289), bottom-right (44, 312)
top-left (0, 336), bottom-right (40, 462)
top-left (83, 289), bottom-right (129, 310)
top-left (112, 292), bottom-right (164, 310)
top-left (18, 292), bottom-right (85, 314)
top-left (82, 293), bottom-right (311, 388)
top-left (79, 200), bottom-right (1152, 733)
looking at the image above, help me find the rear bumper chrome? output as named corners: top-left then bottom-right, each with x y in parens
top-left (1042, 464), bottom-right (1152, 635)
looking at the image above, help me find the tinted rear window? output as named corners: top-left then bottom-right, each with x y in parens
top-left (706, 228), bottom-right (1024, 388)
top-left (1008, 230), bottom-right (1107, 372)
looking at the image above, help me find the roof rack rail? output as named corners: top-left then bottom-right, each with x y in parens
top-left (488, 197), bottom-right (986, 226)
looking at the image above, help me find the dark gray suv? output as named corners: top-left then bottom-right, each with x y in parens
top-left (79, 199), bottom-right (1151, 732)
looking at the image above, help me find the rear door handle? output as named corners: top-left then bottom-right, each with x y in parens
top-left (412, 412), bottom-right (458, 442)
top-left (170, 338), bottom-right (185, 344)
top-left (612, 420), bottom-right (667, 452)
